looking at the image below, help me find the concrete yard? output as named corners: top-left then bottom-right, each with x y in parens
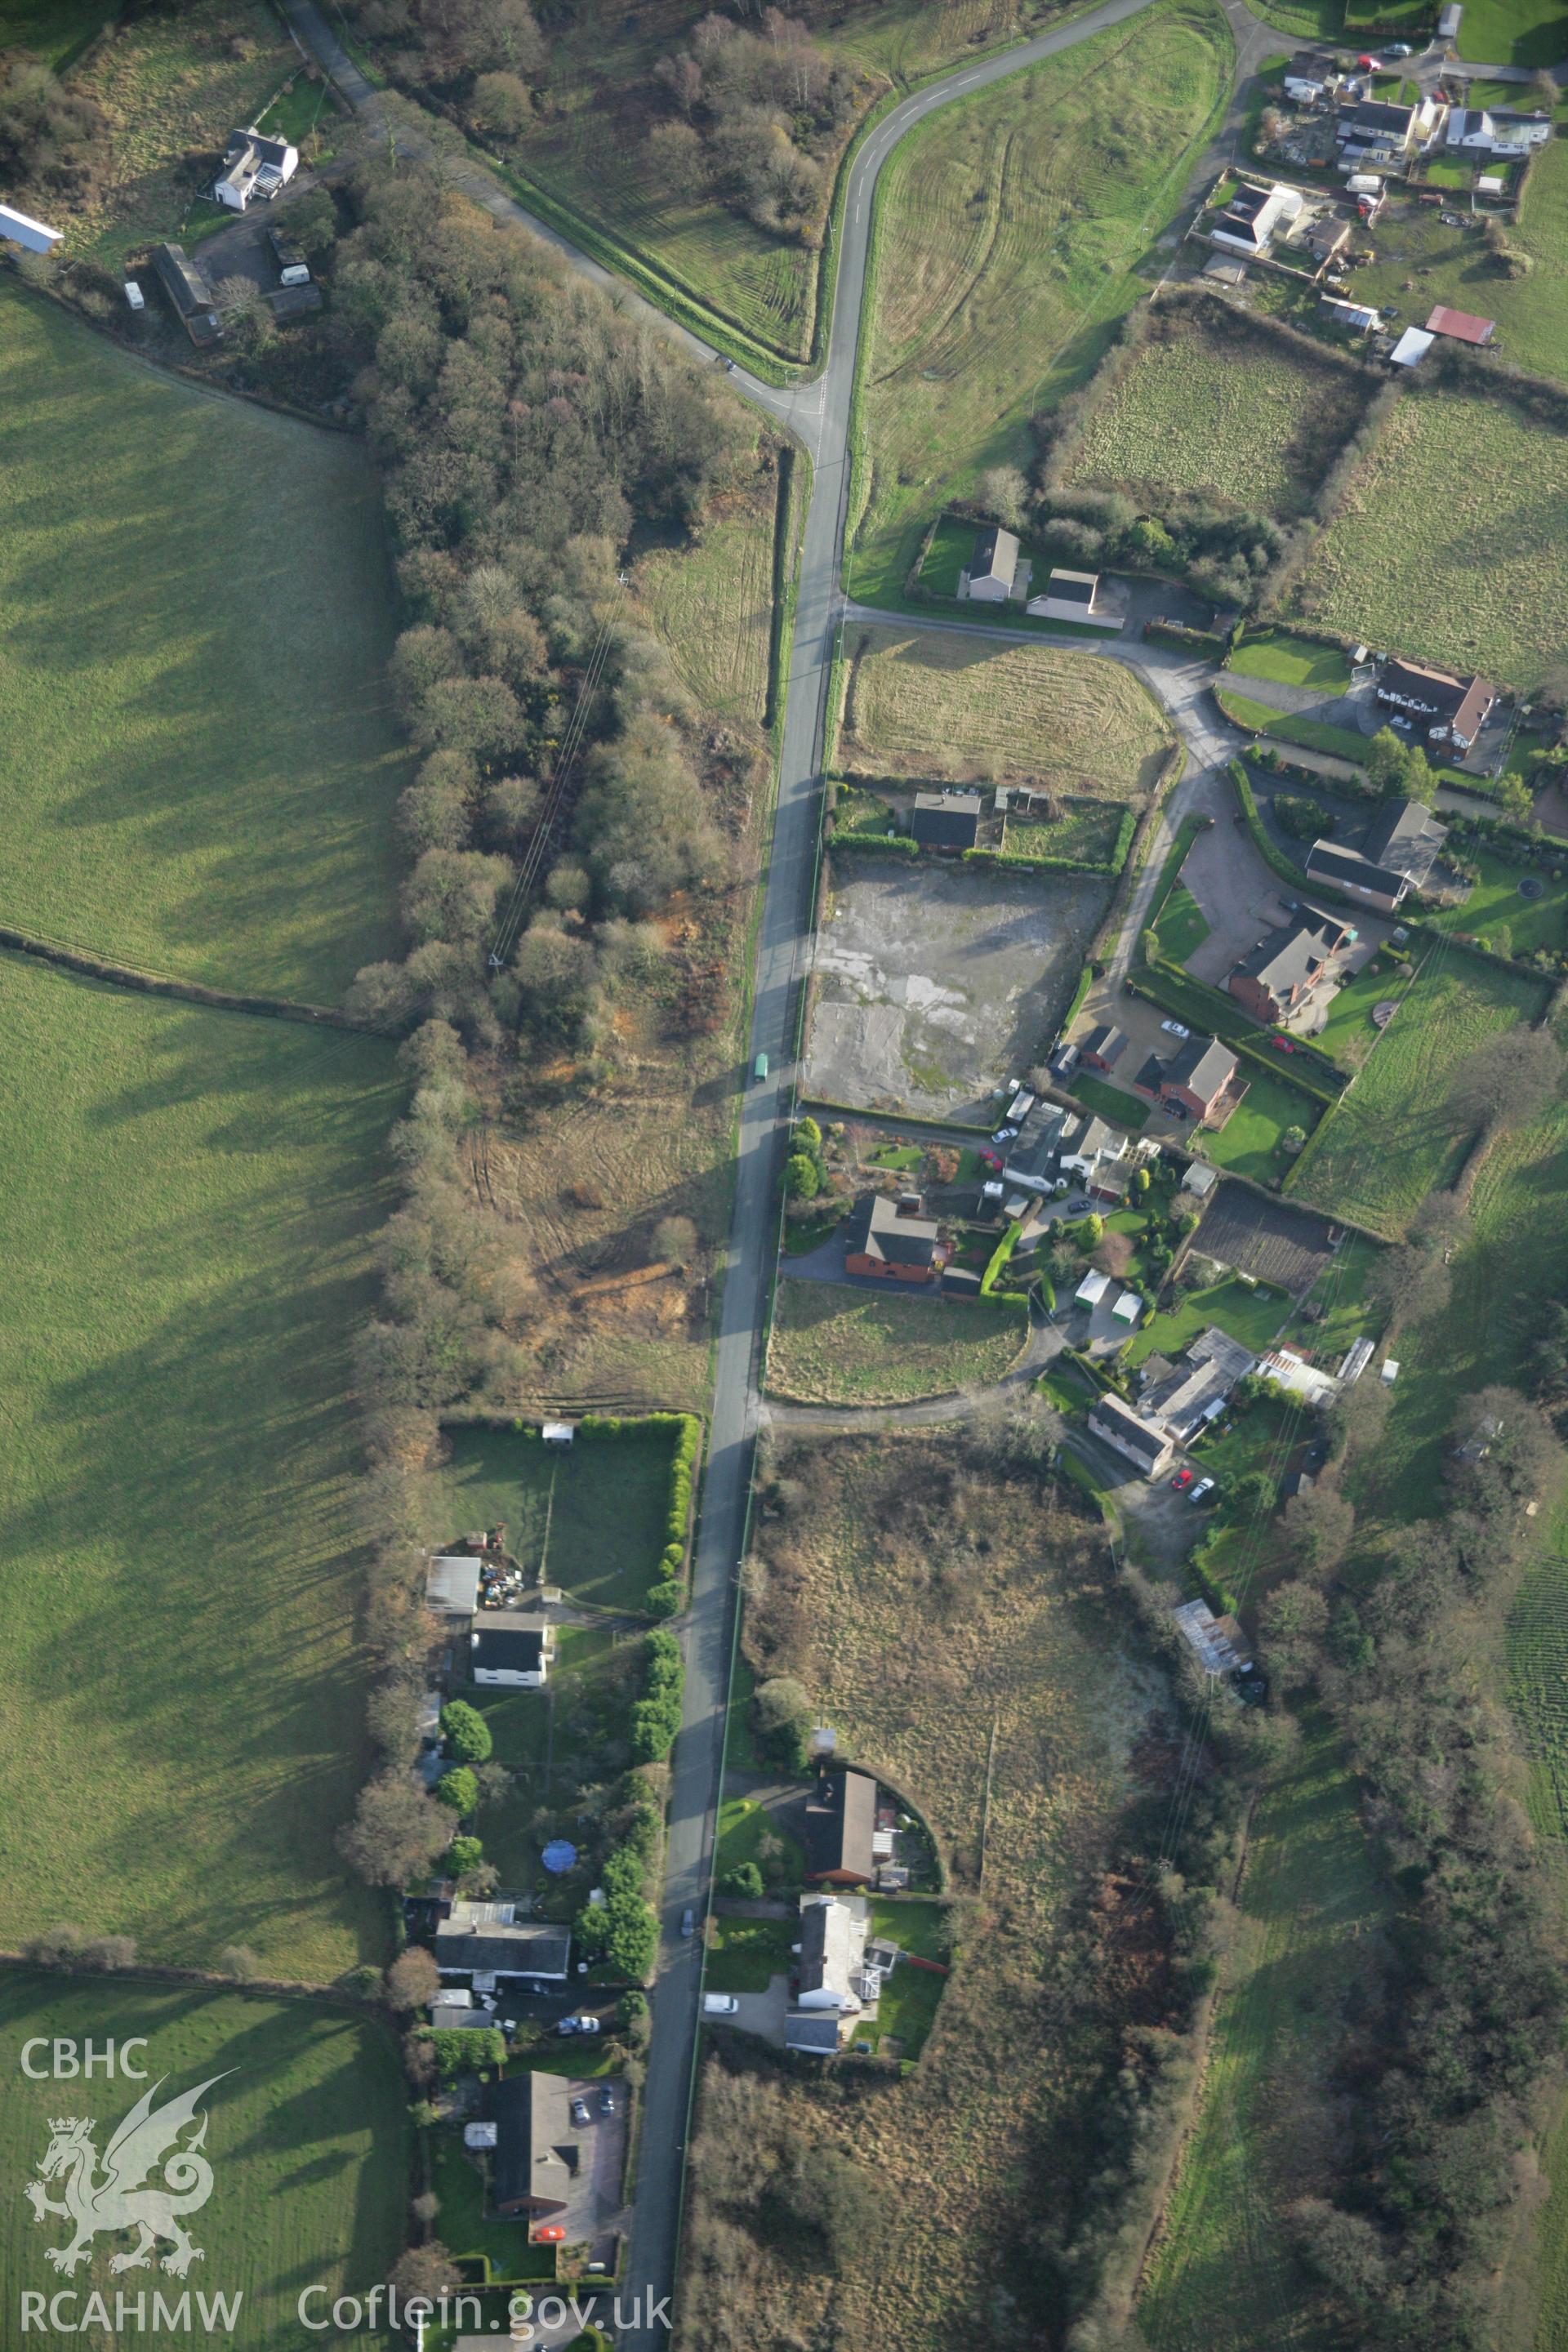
top-left (806, 855), bottom-right (1108, 1120)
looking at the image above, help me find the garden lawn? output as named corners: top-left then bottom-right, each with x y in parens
top-left (1287, 1232), bottom-right (1383, 1364)
top-left (1067, 1072), bottom-right (1150, 1131)
top-left (430, 2132), bottom-right (556, 2283)
top-left (1004, 799), bottom-right (1128, 866)
top-left (768, 1280), bottom-right (1026, 1403)
top-left (1153, 880), bottom-right (1211, 964)
top-left (0, 283), bottom-right (405, 1000)
top-left (840, 626), bottom-right (1174, 799)
top-left (1313, 956), bottom-right (1415, 1068)
top-left (1062, 299), bottom-right (1377, 521)
top-left (0, 1973), bottom-right (409, 2352)
top-left (1291, 382), bottom-right (1568, 691)
top-left (706, 1916), bottom-right (797, 1993)
top-left (1227, 631), bottom-right (1353, 691)
top-left (1454, 0), bottom-right (1568, 66)
top-left (715, 1796), bottom-right (805, 1893)
top-left (1200, 1067), bottom-right (1321, 1186)
top-left (1215, 689), bottom-right (1370, 766)
top-left (1137, 1714), bottom-right (1390, 2352)
top-left (847, 0), bottom-right (1232, 603)
top-left (465, 1626), bottom-right (636, 1891)
top-left (1287, 946), bottom-right (1546, 1236)
top-left (1427, 849), bottom-right (1568, 960)
top-left (1125, 1276), bottom-right (1291, 1367)
top-left (0, 956), bottom-right (400, 1976)
top-left (438, 1422), bottom-right (681, 1613)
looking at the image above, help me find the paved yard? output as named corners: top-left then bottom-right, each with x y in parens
top-left (720, 1974), bottom-right (792, 2047)
top-left (1180, 818), bottom-right (1299, 990)
top-left (807, 857), bottom-right (1108, 1120)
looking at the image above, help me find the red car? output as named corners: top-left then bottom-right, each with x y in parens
top-left (1356, 51), bottom-right (1380, 69)
top-left (1170, 1468), bottom-right (1194, 1491)
top-left (980, 1151), bottom-right (1003, 1171)
top-left (534, 2225), bottom-right (566, 2243)
top-left (1271, 1036), bottom-right (1297, 1054)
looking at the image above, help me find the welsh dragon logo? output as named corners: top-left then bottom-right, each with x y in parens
top-left (24, 2074), bottom-right (230, 2278)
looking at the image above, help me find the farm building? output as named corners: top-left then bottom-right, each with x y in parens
top-left (910, 791), bottom-right (982, 849)
top-left (804, 1770), bottom-right (878, 1886)
top-left (213, 125), bottom-right (299, 210)
top-left (1437, 0), bottom-right (1462, 34)
top-left (1227, 905), bottom-right (1353, 1026)
top-left (1377, 658), bottom-right (1494, 750)
top-left (843, 1192), bottom-right (944, 1284)
top-left (1388, 328), bottom-right (1434, 369)
top-left (150, 243), bottom-right (224, 348)
top-left (426, 1555), bottom-right (482, 1619)
top-left (265, 282), bottom-right (323, 323)
top-left (1209, 181), bottom-right (1303, 256)
top-left (1322, 295), bottom-right (1379, 333)
top-left (1087, 1391), bottom-right (1178, 1480)
top-left (488, 2072), bottom-right (577, 2217)
top-left (1425, 305), bottom-right (1495, 347)
top-left (470, 1614), bottom-right (555, 1687)
top-left (0, 201), bottom-right (61, 255)
top-left (1173, 1597), bottom-right (1253, 1678)
top-left (1026, 568), bottom-right (1120, 630)
top-left (434, 1900), bottom-right (572, 1984)
top-left (968, 525), bottom-right (1019, 603)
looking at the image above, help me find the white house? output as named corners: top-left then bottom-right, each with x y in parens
top-left (213, 126), bottom-right (299, 210)
top-left (1026, 567), bottom-right (1120, 630)
top-left (1446, 107), bottom-right (1551, 158)
top-left (0, 201), bottom-right (62, 256)
top-left (795, 1895), bottom-right (872, 2030)
top-left (1209, 181), bottom-right (1303, 256)
top-left (968, 524), bottom-right (1019, 603)
top-left (470, 1614), bottom-right (555, 1687)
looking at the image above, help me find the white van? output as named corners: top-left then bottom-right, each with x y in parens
top-left (702, 1993), bottom-right (739, 2016)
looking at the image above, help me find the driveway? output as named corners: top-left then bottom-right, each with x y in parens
top-left (1179, 817), bottom-right (1298, 989)
top-left (720, 1974), bottom-right (791, 2047)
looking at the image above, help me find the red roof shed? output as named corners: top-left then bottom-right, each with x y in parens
top-left (1425, 305), bottom-right (1495, 345)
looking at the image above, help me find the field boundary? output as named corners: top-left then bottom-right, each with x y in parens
top-left (0, 928), bottom-right (394, 1032)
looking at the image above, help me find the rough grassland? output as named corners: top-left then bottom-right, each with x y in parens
top-left (1138, 1713), bottom-right (1388, 2352)
top-left (766, 1281), bottom-right (1026, 1403)
top-left (1292, 384), bottom-right (1568, 691)
top-left (0, 957), bottom-right (399, 1976)
top-left (841, 625), bottom-right (1174, 798)
top-left (847, 0), bottom-right (1231, 604)
top-left (1286, 947), bottom-right (1544, 1238)
top-left (0, 1974), bottom-right (408, 2352)
top-left (43, 0), bottom-right (296, 260)
top-left (438, 1423), bottom-right (679, 1614)
top-left (0, 0), bottom-right (111, 63)
top-left (685, 1433), bottom-right (1165, 2348)
top-left (633, 448), bottom-right (777, 736)
top-left (0, 284), bottom-right (406, 1000)
top-left (1062, 307), bottom-right (1375, 519)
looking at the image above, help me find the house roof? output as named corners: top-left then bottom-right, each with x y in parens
top-left (1365, 795), bottom-right (1447, 881)
top-left (784, 2012), bottom-right (843, 2052)
top-left (1062, 1112), bottom-right (1117, 1161)
top-left (0, 200), bottom-right (62, 253)
top-left (1425, 304), bottom-right (1494, 345)
top-left (911, 792), bottom-right (981, 848)
top-left (1380, 656), bottom-right (1468, 713)
top-left (1232, 914), bottom-right (1339, 1001)
top-left (1389, 327), bottom-right (1434, 368)
top-left (471, 1617), bottom-right (549, 1673)
top-left (804, 1770), bottom-right (877, 1880)
top-left (427, 1555), bottom-right (481, 1615)
top-left (843, 1192), bottom-right (940, 1271)
top-left (1081, 1023), bottom-right (1127, 1065)
top-left (797, 1896), bottom-right (863, 2001)
top-left (1344, 99), bottom-right (1414, 137)
top-left (1306, 839), bottom-right (1409, 900)
top-left (434, 1913), bottom-right (572, 1977)
top-left (971, 524), bottom-right (1019, 587)
top-left (1044, 568), bottom-right (1098, 604)
top-left (1089, 1392), bottom-right (1172, 1468)
top-left (225, 126), bottom-right (295, 169)
top-left (1164, 1036), bottom-right (1237, 1102)
top-left (490, 2071), bottom-right (575, 2212)
top-left (151, 242), bottom-right (217, 318)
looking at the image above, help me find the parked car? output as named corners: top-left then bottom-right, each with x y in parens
top-left (571, 2098), bottom-right (591, 2126)
top-left (1170, 1467), bottom-right (1195, 1491)
top-left (1385, 39), bottom-right (1413, 55)
top-left (1161, 1018), bottom-right (1190, 1039)
top-left (992, 1125), bottom-right (1018, 1144)
top-left (535, 2225), bottom-right (566, 2243)
top-left (752, 1052), bottom-right (768, 1083)
top-left (681, 1906), bottom-right (696, 1938)
top-left (556, 2014), bottom-right (603, 2036)
top-left (1189, 1477), bottom-right (1216, 1505)
top-left (702, 1993), bottom-right (740, 2016)
top-left (980, 1151), bottom-right (1003, 1172)
top-left (1270, 1036), bottom-right (1297, 1054)
top-left (599, 2087), bottom-right (616, 2114)
top-left (265, 226), bottom-right (310, 286)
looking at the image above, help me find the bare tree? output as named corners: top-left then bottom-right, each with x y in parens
top-left (1447, 1026), bottom-right (1564, 1138)
top-left (338, 1775), bottom-right (452, 1886)
top-left (385, 1945), bottom-right (442, 2012)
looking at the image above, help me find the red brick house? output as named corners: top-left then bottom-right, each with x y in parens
top-left (843, 1192), bottom-right (945, 1283)
top-left (1156, 1035), bottom-right (1238, 1123)
top-left (1227, 905), bottom-right (1352, 1027)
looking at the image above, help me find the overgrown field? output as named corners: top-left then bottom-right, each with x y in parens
top-left (0, 283), bottom-right (406, 1000)
top-left (633, 443), bottom-right (782, 736)
top-left (684, 1429), bottom-right (1172, 2348)
top-left (845, 0), bottom-right (1232, 602)
top-left (1062, 303), bottom-right (1376, 519)
top-left (0, 1972), bottom-right (408, 2352)
top-left (0, 956), bottom-right (399, 1976)
top-left (1138, 1713), bottom-right (1389, 2352)
top-left (767, 1280), bottom-right (1026, 1402)
top-left (840, 625), bottom-right (1174, 797)
top-left (40, 0), bottom-right (300, 260)
top-left (1292, 382), bottom-right (1568, 690)
top-left (438, 1422), bottom-right (682, 1613)
top-left (1286, 947), bottom-right (1544, 1237)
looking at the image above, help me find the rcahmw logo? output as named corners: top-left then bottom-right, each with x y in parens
top-left (19, 2051), bottom-right (243, 2334)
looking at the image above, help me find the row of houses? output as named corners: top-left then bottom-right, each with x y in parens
top-left (1281, 56), bottom-right (1550, 164)
top-left (1088, 1321), bottom-right (1335, 1479)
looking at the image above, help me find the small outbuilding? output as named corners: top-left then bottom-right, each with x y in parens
top-left (911, 791), bottom-right (981, 850)
top-left (1425, 304), bottom-right (1495, 346)
top-left (1026, 568), bottom-right (1120, 630)
top-left (426, 1555), bottom-right (482, 1618)
top-left (0, 201), bottom-right (63, 255)
top-left (1388, 327), bottom-right (1434, 369)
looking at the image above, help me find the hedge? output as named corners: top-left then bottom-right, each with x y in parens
top-left (574, 1411), bottom-right (702, 1606)
top-left (964, 846), bottom-right (1119, 877)
top-left (1143, 619), bottom-right (1227, 653)
top-left (981, 1221), bottom-right (1022, 1296)
top-left (630, 1628), bottom-right (685, 1763)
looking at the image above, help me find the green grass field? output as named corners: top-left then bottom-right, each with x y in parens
top-left (1003, 799), bottom-right (1128, 866)
top-left (0, 956), bottom-right (400, 1976)
top-left (706, 1916), bottom-right (797, 1993)
top-left (766, 1280), bottom-right (1027, 1404)
top-left (429, 2132), bottom-right (556, 2283)
top-left (0, 0), bottom-right (113, 61)
top-left (1137, 1714), bottom-right (1390, 2352)
top-left (0, 1972), bottom-right (409, 2352)
top-left (715, 1796), bottom-right (805, 1892)
top-left (0, 284), bottom-right (405, 1000)
top-left (845, 0), bottom-right (1232, 603)
top-left (1125, 1275), bottom-right (1291, 1367)
top-left (1454, 0), bottom-right (1568, 66)
top-left (1428, 850), bottom-right (1568, 960)
top-left (1201, 1067), bottom-right (1320, 1186)
top-left (438, 1423), bottom-right (682, 1614)
top-left (1287, 946), bottom-right (1545, 1236)
top-left (1292, 382), bottom-right (1568, 693)
top-left (1068, 1071), bottom-right (1149, 1131)
top-left (1153, 880), bottom-right (1211, 964)
top-left (1313, 955), bottom-right (1415, 1068)
top-left (1227, 631), bottom-right (1353, 691)
top-left (1062, 303), bottom-right (1376, 521)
